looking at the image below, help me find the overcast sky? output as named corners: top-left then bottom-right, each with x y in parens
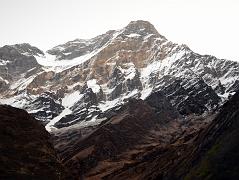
top-left (0, 0), bottom-right (238, 61)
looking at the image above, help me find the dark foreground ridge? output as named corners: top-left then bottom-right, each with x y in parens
top-left (184, 91), bottom-right (239, 179)
top-left (0, 105), bottom-right (69, 179)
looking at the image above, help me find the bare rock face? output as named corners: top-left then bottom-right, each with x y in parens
top-left (27, 71), bottom-right (56, 94)
top-left (145, 91), bottom-right (180, 120)
top-left (0, 105), bottom-right (69, 179)
top-left (0, 44), bottom-right (43, 78)
top-left (47, 30), bottom-right (116, 61)
top-left (123, 20), bottom-right (161, 36)
top-left (0, 43), bottom-right (44, 98)
top-left (154, 76), bottom-right (221, 115)
top-left (25, 92), bottom-right (64, 124)
top-left (0, 77), bottom-right (9, 92)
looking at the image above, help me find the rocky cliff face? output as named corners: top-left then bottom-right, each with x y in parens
top-left (1, 20), bottom-right (238, 131)
top-left (0, 105), bottom-right (69, 179)
top-left (0, 43), bottom-right (43, 81)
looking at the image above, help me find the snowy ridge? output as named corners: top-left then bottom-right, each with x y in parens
top-left (36, 48), bottom-right (101, 72)
top-left (36, 30), bottom-right (124, 72)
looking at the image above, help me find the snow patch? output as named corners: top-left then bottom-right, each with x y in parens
top-left (140, 87), bottom-right (153, 100)
top-left (62, 91), bottom-right (83, 108)
top-left (10, 76), bottom-right (36, 91)
top-left (124, 66), bottom-right (136, 80)
top-left (118, 63), bottom-right (136, 80)
top-left (45, 108), bottom-right (72, 132)
top-left (98, 98), bottom-right (121, 112)
top-left (124, 89), bottom-right (139, 99)
top-left (0, 93), bottom-right (35, 109)
top-left (0, 59), bottom-right (9, 65)
top-left (35, 52), bottom-right (94, 71)
top-left (219, 75), bottom-right (236, 87)
top-left (141, 60), bottom-right (161, 78)
top-left (87, 79), bottom-right (100, 93)
top-left (0, 76), bottom-right (9, 84)
top-left (127, 33), bottom-right (141, 38)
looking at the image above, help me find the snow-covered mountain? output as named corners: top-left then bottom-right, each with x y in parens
top-left (1, 20), bottom-right (239, 131)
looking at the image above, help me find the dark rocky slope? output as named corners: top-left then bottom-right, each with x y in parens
top-left (184, 90), bottom-right (239, 180)
top-left (105, 91), bottom-right (239, 180)
top-left (0, 105), bottom-right (69, 179)
top-left (53, 93), bottom-right (214, 179)
top-left (53, 90), bottom-right (239, 180)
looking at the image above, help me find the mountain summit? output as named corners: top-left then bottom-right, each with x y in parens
top-left (0, 20), bottom-right (239, 131)
top-left (123, 20), bottom-right (161, 36)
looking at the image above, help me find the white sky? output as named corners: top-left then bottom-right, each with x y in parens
top-left (0, 0), bottom-right (238, 61)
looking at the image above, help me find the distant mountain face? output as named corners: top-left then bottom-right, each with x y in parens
top-left (0, 20), bottom-right (239, 131)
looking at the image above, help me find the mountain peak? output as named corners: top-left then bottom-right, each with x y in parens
top-left (123, 20), bottom-right (160, 36)
top-left (128, 20), bottom-right (154, 26)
